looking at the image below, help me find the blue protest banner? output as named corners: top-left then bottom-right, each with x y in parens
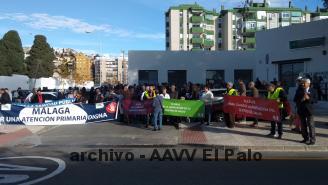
top-left (0, 101), bottom-right (118, 125)
top-left (12, 98), bottom-right (76, 108)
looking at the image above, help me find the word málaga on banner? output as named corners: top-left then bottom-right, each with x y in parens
top-left (0, 101), bottom-right (118, 125)
top-left (223, 96), bottom-right (280, 122)
top-left (12, 98), bottom-right (76, 108)
top-left (123, 99), bottom-right (205, 118)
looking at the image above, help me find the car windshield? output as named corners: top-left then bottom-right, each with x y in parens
top-left (212, 90), bottom-right (226, 97)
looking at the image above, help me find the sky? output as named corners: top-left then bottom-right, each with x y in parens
top-left (0, 0), bottom-right (324, 56)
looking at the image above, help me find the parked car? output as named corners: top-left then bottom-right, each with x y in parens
top-left (11, 90), bottom-right (31, 103)
top-left (24, 92), bottom-right (59, 103)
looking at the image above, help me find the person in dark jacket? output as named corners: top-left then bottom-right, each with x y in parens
top-left (292, 77), bottom-right (304, 133)
top-left (0, 88), bottom-right (12, 104)
top-left (248, 81), bottom-right (259, 127)
top-left (94, 88), bottom-right (104, 103)
top-left (238, 79), bottom-right (247, 96)
top-left (31, 89), bottom-right (45, 104)
top-left (294, 78), bottom-right (318, 145)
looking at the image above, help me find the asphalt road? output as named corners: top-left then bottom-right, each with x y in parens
top-left (1, 146), bottom-right (328, 185)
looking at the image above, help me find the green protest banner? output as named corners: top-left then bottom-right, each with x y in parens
top-left (163, 99), bottom-right (205, 118)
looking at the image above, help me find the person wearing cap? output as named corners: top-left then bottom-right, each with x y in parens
top-left (224, 82), bottom-right (238, 128)
top-left (294, 78), bottom-right (317, 145)
top-left (266, 83), bottom-right (287, 139)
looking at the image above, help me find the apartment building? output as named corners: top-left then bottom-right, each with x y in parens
top-left (165, 3), bottom-right (218, 51)
top-left (94, 55), bottom-right (128, 85)
top-left (166, 1), bottom-right (328, 51)
top-left (74, 53), bottom-right (92, 83)
top-left (218, 0), bottom-right (311, 51)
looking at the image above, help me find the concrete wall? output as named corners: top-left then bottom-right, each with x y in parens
top-left (0, 75), bottom-right (30, 91)
top-left (0, 75), bottom-right (94, 91)
top-left (128, 50), bottom-right (256, 85)
top-left (255, 19), bottom-right (328, 82)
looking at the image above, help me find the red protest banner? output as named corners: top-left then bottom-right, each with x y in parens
top-left (223, 96), bottom-right (280, 122)
top-left (123, 99), bottom-right (153, 115)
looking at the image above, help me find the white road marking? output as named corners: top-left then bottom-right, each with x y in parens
top-left (0, 156), bottom-right (66, 185)
top-left (0, 175), bottom-right (29, 183)
top-left (0, 163), bottom-right (46, 171)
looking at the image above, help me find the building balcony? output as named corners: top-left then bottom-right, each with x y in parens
top-left (244, 28), bottom-right (257, 33)
top-left (205, 29), bottom-right (214, 35)
top-left (190, 27), bottom-right (204, 34)
top-left (244, 37), bottom-right (256, 44)
top-left (190, 16), bottom-right (203, 23)
top-left (191, 47), bottom-right (203, 51)
top-left (205, 19), bottom-right (214, 25)
top-left (203, 39), bottom-right (214, 47)
top-left (191, 37), bottom-right (203, 44)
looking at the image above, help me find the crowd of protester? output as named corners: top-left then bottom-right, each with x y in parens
top-left (0, 76), bottom-right (320, 144)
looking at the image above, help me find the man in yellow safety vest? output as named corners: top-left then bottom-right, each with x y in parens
top-left (266, 83), bottom-right (287, 139)
top-left (224, 82), bottom-right (239, 128)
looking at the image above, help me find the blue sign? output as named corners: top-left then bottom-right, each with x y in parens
top-left (12, 98), bottom-right (76, 108)
top-left (0, 101), bottom-right (118, 125)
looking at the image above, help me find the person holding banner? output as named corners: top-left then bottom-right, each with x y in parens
top-left (201, 85), bottom-right (214, 125)
top-left (31, 89), bottom-right (45, 104)
top-left (224, 82), bottom-right (238, 128)
top-left (95, 88), bottom-right (105, 103)
top-left (248, 82), bottom-right (259, 127)
top-left (144, 85), bottom-right (156, 127)
top-left (0, 88), bottom-right (11, 105)
top-left (266, 83), bottom-right (287, 139)
top-left (152, 89), bottom-right (164, 131)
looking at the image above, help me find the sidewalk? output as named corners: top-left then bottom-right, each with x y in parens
top-left (1, 119), bottom-right (327, 152)
top-left (201, 121), bottom-right (328, 151)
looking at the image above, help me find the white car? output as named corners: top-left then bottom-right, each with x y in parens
top-left (210, 88), bottom-right (227, 102)
top-left (24, 92), bottom-right (59, 103)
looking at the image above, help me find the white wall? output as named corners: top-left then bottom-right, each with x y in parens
top-left (255, 19), bottom-right (328, 81)
top-left (128, 50), bottom-right (256, 85)
top-left (0, 75), bottom-right (94, 91)
top-left (0, 74), bottom-right (30, 91)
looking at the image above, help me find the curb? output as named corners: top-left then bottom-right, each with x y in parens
top-left (28, 143), bottom-right (328, 152)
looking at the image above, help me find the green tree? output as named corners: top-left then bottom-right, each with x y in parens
top-left (0, 40), bottom-right (12, 76)
top-left (324, 0), bottom-right (328, 8)
top-left (56, 59), bottom-right (71, 79)
top-left (0, 30), bottom-right (25, 76)
top-left (25, 35), bottom-right (55, 78)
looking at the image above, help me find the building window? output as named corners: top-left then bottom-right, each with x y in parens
top-left (234, 70), bottom-right (253, 85)
top-left (289, 37), bottom-right (325, 49)
top-left (206, 70), bottom-right (225, 88)
top-left (168, 70), bottom-right (186, 88)
top-left (281, 12), bottom-right (290, 18)
top-left (138, 70), bottom-right (158, 85)
top-left (257, 22), bottom-right (266, 30)
top-left (279, 63), bottom-right (304, 87)
top-left (281, 22), bottom-right (290, 27)
top-left (246, 21), bottom-right (256, 29)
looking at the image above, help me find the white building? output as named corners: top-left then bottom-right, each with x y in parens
top-left (94, 55), bottom-right (128, 85)
top-left (128, 19), bottom-right (328, 95)
top-left (165, 4), bottom-right (218, 51)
